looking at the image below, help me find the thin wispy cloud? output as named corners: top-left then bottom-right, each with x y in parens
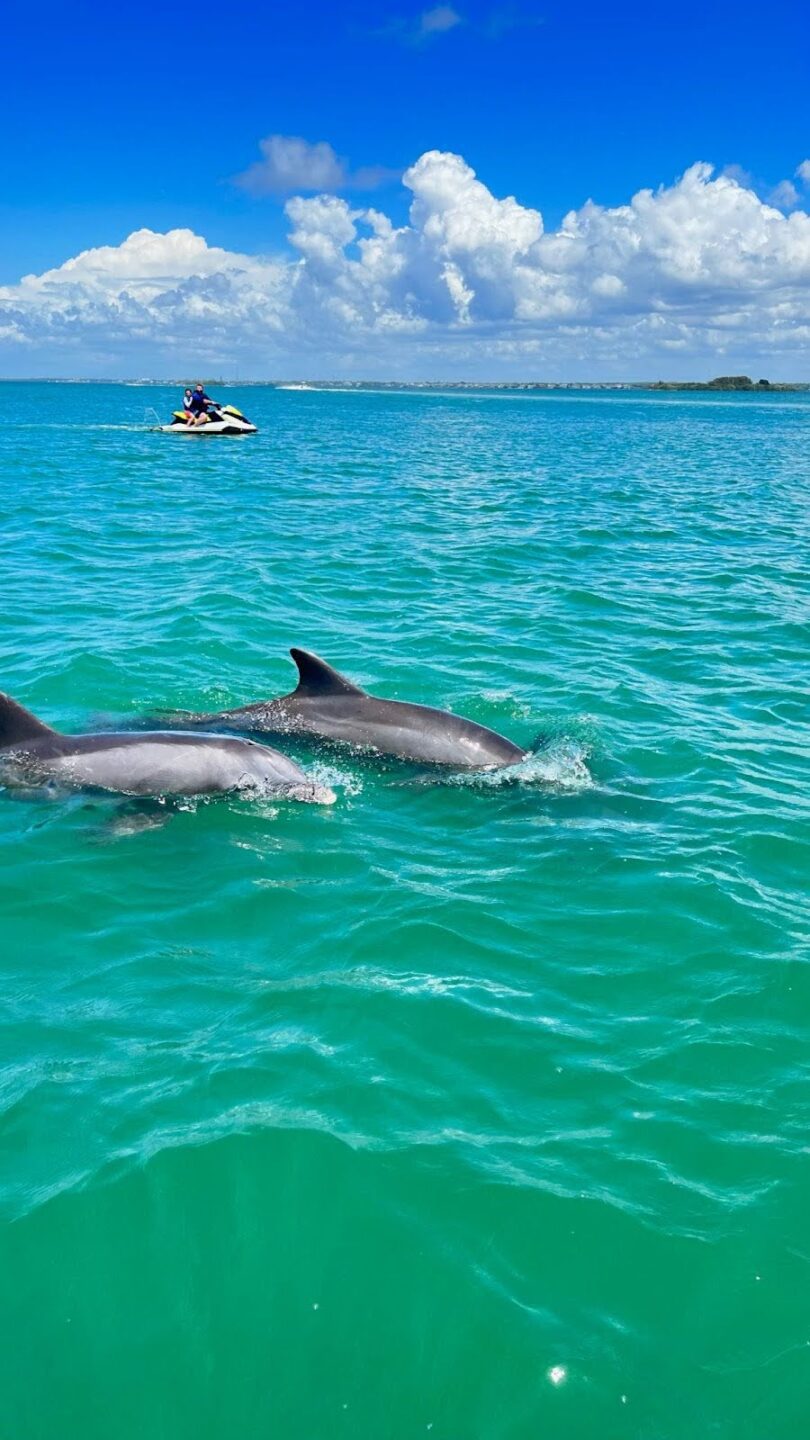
top-left (377, 4), bottom-right (540, 44)
top-left (769, 179), bottom-right (799, 210)
top-left (376, 6), bottom-right (463, 44)
top-left (235, 135), bottom-right (397, 197)
top-left (483, 5), bottom-right (543, 36)
top-left (419, 5), bottom-right (463, 35)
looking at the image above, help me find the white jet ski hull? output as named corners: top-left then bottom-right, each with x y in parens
top-left (160, 420), bottom-right (258, 435)
top-left (159, 402), bottom-right (258, 436)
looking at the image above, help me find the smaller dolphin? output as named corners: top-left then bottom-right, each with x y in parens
top-left (0, 692), bottom-right (335, 803)
top-left (186, 649), bottom-right (527, 769)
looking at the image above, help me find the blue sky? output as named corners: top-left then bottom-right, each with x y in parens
top-left (1, 0), bottom-right (809, 377)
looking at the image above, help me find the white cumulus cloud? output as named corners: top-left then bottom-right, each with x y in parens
top-left (3, 150), bottom-right (810, 378)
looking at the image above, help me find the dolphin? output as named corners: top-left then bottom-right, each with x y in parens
top-left (184, 649), bottom-right (527, 769)
top-left (0, 692), bottom-right (335, 803)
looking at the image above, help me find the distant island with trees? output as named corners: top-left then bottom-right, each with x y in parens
top-left (646, 375), bottom-right (803, 392)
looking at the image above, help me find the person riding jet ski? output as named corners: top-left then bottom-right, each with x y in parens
top-left (160, 388), bottom-right (258, 434)
top-left (186, 382), bottom-right (217, 425)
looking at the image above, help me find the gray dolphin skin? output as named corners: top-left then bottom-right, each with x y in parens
top-left (0, 692), bottom-right (335, 803)
top-left (190, 649), bottom-right (528, 769)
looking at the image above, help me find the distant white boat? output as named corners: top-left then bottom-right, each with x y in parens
top-left (277, 382), bottom-right (315, 391)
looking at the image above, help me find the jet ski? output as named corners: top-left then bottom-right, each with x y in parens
top-left (160, 403), bottom-right (258, 435)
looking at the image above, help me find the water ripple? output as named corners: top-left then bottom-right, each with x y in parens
top-left (0, 384), bottom-right (808, 1437)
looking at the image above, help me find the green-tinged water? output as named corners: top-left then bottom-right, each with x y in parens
top-left (0, 382), bottom-right (807, 1438)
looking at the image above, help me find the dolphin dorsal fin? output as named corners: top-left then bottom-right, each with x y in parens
top-left (290, 649), bottom-right (365, 698)
top-left (0, 693), bottom-right (57, 748)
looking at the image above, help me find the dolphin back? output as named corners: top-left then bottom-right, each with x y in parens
top-left (148, 650), bottom-right (526, 770)
top-left (289, 649), bottom-right (366, 698)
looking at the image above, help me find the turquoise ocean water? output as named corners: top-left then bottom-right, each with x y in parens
top-left (0, 381), bottom-right (807, 1437)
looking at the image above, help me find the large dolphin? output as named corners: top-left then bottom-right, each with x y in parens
top-left (0, 692), bottom-right (335, 803)
top-left (186, 649), bottom-right (528, 769)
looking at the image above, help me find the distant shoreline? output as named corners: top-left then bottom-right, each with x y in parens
top-left (1, 376), bottom-right (808, 392)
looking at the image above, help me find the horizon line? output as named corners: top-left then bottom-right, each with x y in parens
top-left (1, 376), bottom-right (808, 388)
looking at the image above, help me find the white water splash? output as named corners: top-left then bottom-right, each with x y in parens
top-left (308, 761), bottom-right (364, 800)
top-left (449, 737), bottom-right (594, 792)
